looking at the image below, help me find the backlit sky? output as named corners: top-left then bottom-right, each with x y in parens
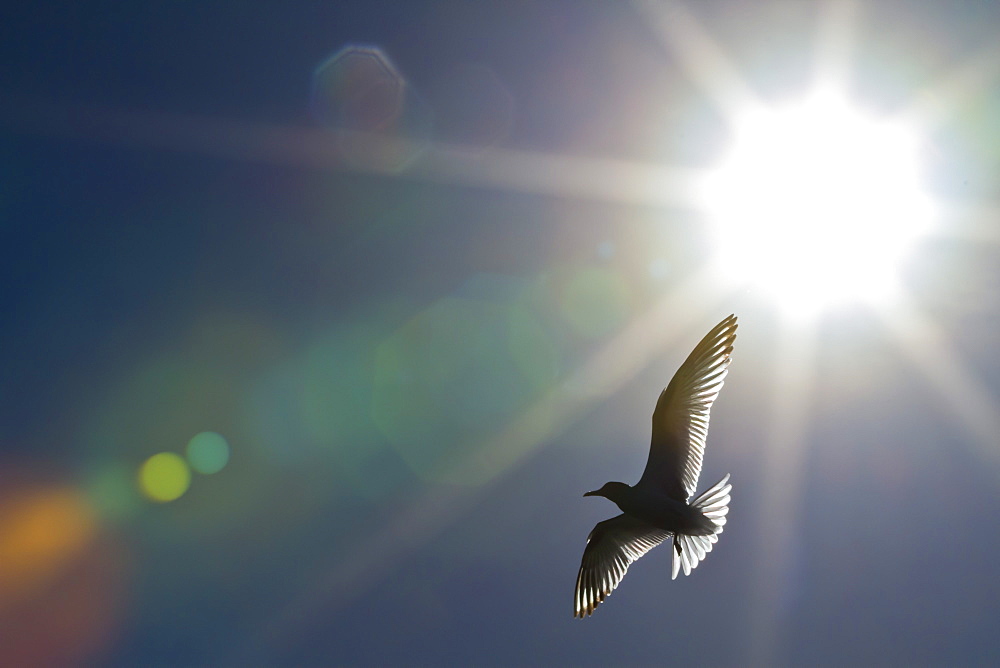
top-left (2, 1), bottom-right (999, 665)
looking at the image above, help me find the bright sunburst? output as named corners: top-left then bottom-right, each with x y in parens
top-left (701, 86), bottom-right (935, 316)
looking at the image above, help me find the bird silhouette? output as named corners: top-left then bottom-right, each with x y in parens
top-left (574, 314), bottom-right (737, 617)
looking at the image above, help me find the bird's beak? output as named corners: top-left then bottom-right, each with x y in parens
top-left (583, 490), bottom-right (598, 497)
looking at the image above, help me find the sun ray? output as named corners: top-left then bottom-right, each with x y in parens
top-left (228, 482), bottom-right (472, 663)
top-left (0, 94), bottom-right (708, 210)
top-left (747, 315), bottom-right (818, 666)
top-left (813, 0), bottom-right (859, 88)
top-left (632, 0), bottom-right (765, 120)
top-left (876, 297), bottom-right (1000, 475)
top-left (416, 143), bottom-right (707, 208)
top-left (442, 264), bottom-right (734, 484)
top-left (236, 265), bottom-right (733, 660)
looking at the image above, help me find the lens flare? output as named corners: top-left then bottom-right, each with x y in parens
top-left (0, 486), bottom-right (97, 605)
top-left (311, 44), bottom-right (431, 171)
top-left (186, 432), bottom-right (230, 475)
top-left (137, 453), bottom-right (191, 502)
top-left (0, 479), bottom-right (124, 666)
top-left (558, 267), bottom-right (633, 339)
top-left (372, 276), bottom-right (561, 485)
top-left (85, 463), bottom-right (140, 521)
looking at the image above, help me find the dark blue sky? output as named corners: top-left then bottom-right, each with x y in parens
top-left (2, 2), bottom-right (999, 666)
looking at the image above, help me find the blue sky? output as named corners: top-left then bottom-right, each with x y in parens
top-left (1, 1), bottom-right (999, 665)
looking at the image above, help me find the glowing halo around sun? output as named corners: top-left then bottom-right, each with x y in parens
top-left (700, 86), bottom-right (936, 317)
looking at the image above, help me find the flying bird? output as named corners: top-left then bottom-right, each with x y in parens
top-left (574, 314), bottom-right (737, 617)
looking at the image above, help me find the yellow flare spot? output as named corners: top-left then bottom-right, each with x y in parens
top-left (138, 453), bottom-right (191, 502)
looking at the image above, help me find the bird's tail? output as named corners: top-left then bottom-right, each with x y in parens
top-left (671, 474), bottom-right (732, 580)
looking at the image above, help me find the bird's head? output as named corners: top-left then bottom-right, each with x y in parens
top-left (583, 481), bottom-right (631, 503)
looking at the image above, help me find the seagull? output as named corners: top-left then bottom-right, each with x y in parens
top-left (574, 314), bottom-right (737, 617)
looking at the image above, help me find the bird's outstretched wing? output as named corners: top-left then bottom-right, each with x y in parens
top-left (574, 514), bottom-right (671, 618)
top-left (638, 314), bottom-right (737, 501)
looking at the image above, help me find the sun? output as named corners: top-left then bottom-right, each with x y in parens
top-left (700, 86), bottom-right (935, 317)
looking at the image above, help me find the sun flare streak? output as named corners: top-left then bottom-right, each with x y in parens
top-left (748, 318), bottom-right (817, 665)
top-left (633, 0), bottom-right (764, 119)
top-left (878, 299), bottom-right (1000, 474)
top-left (813, 0), bottom-right (858, 88)
top-left (0, 95), bottom-right (708, 210)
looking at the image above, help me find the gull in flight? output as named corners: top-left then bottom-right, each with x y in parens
top-left (574, 314), bottom-right (737, 617)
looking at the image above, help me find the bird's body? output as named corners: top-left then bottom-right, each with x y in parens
top-left (585, 482), bottom-right (717, 536)
top-left (574, 314), bottom-right (737, 618)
